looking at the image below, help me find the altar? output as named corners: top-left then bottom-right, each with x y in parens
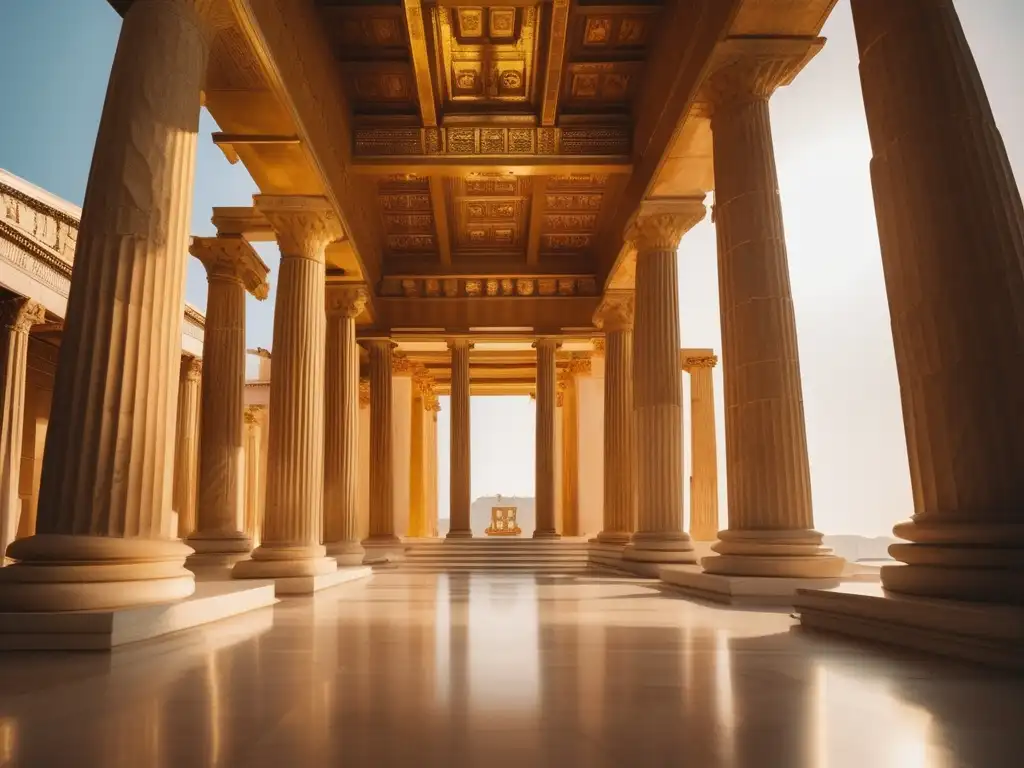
top-left (485, 506), bottom-right (522, 537)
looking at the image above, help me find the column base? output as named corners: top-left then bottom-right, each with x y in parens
top-left (702, 529), bottom-right (845, 579)
top-left (879, 520), bottom-right (1024, 604)
top-left (595, 530), bottom-right (631, 545)
top-left (0, 534), bottom-right (196, 612)
top-left (184, 530), bottom-right (252, 575)
top-left (619, 532), bottom-right (696, 576)
top-left (445, 529), bottom-right (473, 539)
top-left (533, 530), bottom-right (561, 540)
top-left (325, 540), bottom-right (366, 567)
top-left (660, 564), bottom-right (843, 606)
top-left (362, 535), bottom-right (405, 564)
top-left (231, 543), bottom-right (336, 580)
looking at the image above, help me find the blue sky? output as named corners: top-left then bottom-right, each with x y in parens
top-left (2, 1), bottom-right (1022, 536)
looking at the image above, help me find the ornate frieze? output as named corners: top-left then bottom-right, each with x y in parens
top-left (353, 125), bottom-right (631, 158)
top-left (380, 275), bottom-right (598, 299)
top-left (682, 354), bottom-right (718, 370)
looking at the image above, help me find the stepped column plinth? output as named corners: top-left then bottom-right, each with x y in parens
top-left (173, 357), bottom-right (202, 538)
top-left (700, 43), bottom-right (843, 579)
top-left (447, 339), bottom-right (473, 539)
top-left (533, 339), bottom-right (561, 539)
top-left (186, 237), bottom-right (269, 571)
top-left (684, 353), bottom-right (719, 542)
top-left (364, 340), bottom-right (401, 550)
top-left (234, 196), bottom-right (341, 580)
top-left (0, 0), bottom-right (231, 611)
top-left (1, 299), bottom-right (46, 564)
top-left (851, 0), bottom-right (1024, 602)
top-left (323, 286), bottom-right (368, 565)
top-left (594, 292), bottom-right (636, 545)
top-left (623, 202), bottom-right (705, 567)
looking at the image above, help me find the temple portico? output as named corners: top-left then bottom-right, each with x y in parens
top-left (0, 0), bottom-right (1020, 672)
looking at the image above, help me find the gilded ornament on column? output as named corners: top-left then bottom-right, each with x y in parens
top-left (358, 378), bottom-right (371, 408)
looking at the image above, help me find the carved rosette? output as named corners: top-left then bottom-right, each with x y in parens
top-left (190, 235), bottom-right (270, 300)
top-left (626, 202), bottom-right (707, 253)
top-left (0, 298), bottom-right (46, 334)
top-left (325, 285), bottom-right (369, 319)
top-left (593, 291), bottom-right (635, 331)
top-left (254, 195), bottom-right (343, 261)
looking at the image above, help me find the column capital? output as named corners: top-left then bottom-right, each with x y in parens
top-left (325, 284), bottom-right (369, 319)
top-left (532, 338), bottom-right (562, 352)
top-left (243, 405), bottom-right (265, 425)
top-left (592, 337), bottom-right (606, 357)
top-left (392, 352), bottom-right (416, 376)
top-left (698, 37), bottom-right (824, 112)
top-left (254, 195), bottom-right (343, 260)
top-left (180, 355), bottom-right (203, 381)
top-left (563, 353), bottom-right (592, 377)
top-left (446, 338), bottom-right (475, 352)
top-left (681, 352), bottom-right (719, 371)
top-left (0, 297), bottom-right (46, 333)
top-left (625, 199), bottom-right (706, 251)
top-left (190, 235), bottom-right (270, 299)
top-left (593, 290), bottom-right (635, 331)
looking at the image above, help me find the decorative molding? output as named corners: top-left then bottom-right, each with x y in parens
top-left (380, 275), bottom-right (598, 299)
top-left (682, 354), bottom-right (718, 370)
top-left (353, 126), bottom-right (631, 159)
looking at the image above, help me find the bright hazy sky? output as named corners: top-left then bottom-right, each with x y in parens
top-left (1, 1), bottom-right (1022, 537)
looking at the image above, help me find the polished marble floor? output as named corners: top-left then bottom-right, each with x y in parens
top-left (1, 572), bottom-right (1022, 767)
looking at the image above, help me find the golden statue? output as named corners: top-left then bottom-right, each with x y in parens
top-left (485, 504), bottom-right (521, 536)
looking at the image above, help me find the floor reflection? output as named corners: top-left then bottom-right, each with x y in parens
top-left (0, 572), bottom-right (1022, 767)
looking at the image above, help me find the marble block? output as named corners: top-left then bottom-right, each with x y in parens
top-left (273, 565), bottom-right (373, 596)
top-left (0, 580), bottom-right (277, 650)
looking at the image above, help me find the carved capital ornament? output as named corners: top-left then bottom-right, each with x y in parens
top-left (625, 200), bottom-right (706, 252)
top-left (593, 291), bottom-right (635, 331)
top-left (189, 235), bottom-right (270, 299)
top-left (0, 298), bottom-right (46, 334)
top-left (254, 195), bottom-right (344, 260)
top-left (326, 285), bottom-right (369, 319)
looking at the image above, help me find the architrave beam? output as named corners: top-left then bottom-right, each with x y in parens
top-left (403, 0), bottom-right (438, 127)
top-left (540, 0), bottom-right (571, 127)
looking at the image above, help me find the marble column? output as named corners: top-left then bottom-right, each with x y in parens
top-left (0, 298), bottom-right (46, 564)
top-left (408, 393), bottom-right (427, 538)
top-left (534, 339), bottom-right (560, 539)
top-left (594, 293), bottom-right (637, 544)
top-left (186, 237), bottom-right (269, 570)
top-left (364, 340), bottom-right (400, 547)
top-left (0, 0), bottom-right (228, 611)
top-left (701, 48), bottom-right (843, 579)
top-left (623, 203), bottom-right (704, 566)
top-left (242, 406), bottom-right (263, 547)
top-left (173, 356), bottom-right (202, 539)
top-left (685, 354), bottom-right (719, 542)
top-left (234, 196), bottom-right (341, 580)
top-left (323, 286), bottom-right (368, 566)
top-left (426, 407), bottom-right (439, 536)
top-left (560, 371), bottom-right (579, 537)
top-left (447, 339), bottom-right (473, 538)
top-left (852, 0), bottom-right (1024, 602)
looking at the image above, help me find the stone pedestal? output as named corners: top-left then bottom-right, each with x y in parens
top-left (0, 0), bottom-right (227, 611)
top-left (363, 339), bottom-right (402, 557)
top-left (0, 299), bottom-right (46, 564)
top-left (684, 354), bottom-right (719, 541)
top-left (701, 49), bottom-right (843, 580)
top-left (234, 197), bottom-right (340, 581)
top-left (447, 339), bottom-right (473, 538)
top-left (623, 202), bottom-right (704, 567)
top-left (844, 0), bottom-right (1024, 604)
top-left (186, 237), bottom-right (268, 572)
top-left (323, 286), bottom-right (367, 566)
top-left (594, 293), bottom-right (636, 546)
top-left (533, 339), bottom-right (560, 539)
top-left (173, 357), bottom-right (202, 538)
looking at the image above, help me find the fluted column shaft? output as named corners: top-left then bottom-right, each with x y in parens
top-left (1, 299), bottom-right (45, 564)
top-left (687, 360), bottom-right (719, 541)
top-left (242, 407), bottom-right (263, 547)
top-left (702, 59), bottom-right (842, 578)
top-left (408, 396), bottom-right (426, 538)
top-left (447, 339), bottom-right (473, 538)
top-left (234, 197), bottom-right (341, 580)
top-left (187, 237), bottom-right (268, 568)
top-left (426, 410), bottom-right (439, 536)
top-left (324, 288), bottom-right (367, 565)
top-left (623, 205), bottom-right (702, 565)
top-left (595, 295), bottom-right (636, 544)
top-left (0, 0), bottom-right (225, 611)
top-left (534, 339), bottom-right (560, 539)
top-left (365, 340), bottom-right (399, 545)
top-left (852, 0), bottom-right (1024, 602)
top-left (560, 374), bottom-right (579, 536)
top-left (173, 357), bottom-right (202, 538)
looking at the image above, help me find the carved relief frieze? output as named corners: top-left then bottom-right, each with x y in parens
top-left (353, 126), bottom-right (631, 158)
top-left (378, 275), bottom-right (599, 300)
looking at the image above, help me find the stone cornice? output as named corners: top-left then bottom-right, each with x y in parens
top-left (625, 198), bottom-right (707, 251)
top-left (254, 195), bottom-right (344, 260)
top-left (190, 235), bottom-right (270, 299)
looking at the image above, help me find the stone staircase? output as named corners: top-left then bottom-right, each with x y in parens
top-left (394, 537), bottom-right (593, 573)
